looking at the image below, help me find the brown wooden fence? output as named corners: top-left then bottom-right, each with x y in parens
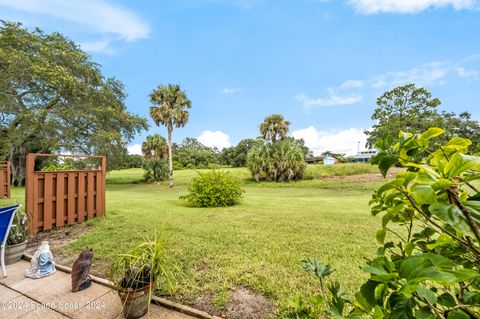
top-left (0, 161), bottom-right (10, 198)
top-left (26, 154), bottom-right (106, 235)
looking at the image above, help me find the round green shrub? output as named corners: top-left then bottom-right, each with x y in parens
top-left (142, 157), bottom-right (168, 183)
top-left (181, 170), bottom-right (244, 207)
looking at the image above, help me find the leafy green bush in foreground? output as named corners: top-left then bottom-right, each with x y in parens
top-left (292, 128), bottom-right (480, 319)
top-left (180, 170), bottom-right (244, 207)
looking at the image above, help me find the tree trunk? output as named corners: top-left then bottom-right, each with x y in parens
top-left (9, 147), bottom-right (26, 187)
top-left (167, 126), bottom-right (174, 188)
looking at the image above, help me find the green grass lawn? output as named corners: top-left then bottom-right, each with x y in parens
top-left (3, 164), bottom-right (388, 316)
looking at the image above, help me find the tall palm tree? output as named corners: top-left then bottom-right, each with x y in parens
top-left (259, 114), bottom-right (291, 143)
top-left (149, 84), bottom-right (192, 187)
top-left (142, 134), bottom-right (168, 159)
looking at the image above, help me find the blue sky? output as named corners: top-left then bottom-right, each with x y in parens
top-left (1, 0), bottom-right (479, 155)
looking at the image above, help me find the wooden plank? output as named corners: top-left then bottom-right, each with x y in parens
top-left (43, 174), bottom-right (53, 230)
top-left (101, 156), bottom-right (107, 215)
top-left (0, 168), bottom-right (4, 198)
top-left (67, 173), bottom-right (76, 224)
top-left (6, 160), bottom-right (10, 198)
top-left (33, 174), bottom-right (39, 234)
top-left (95, 173), bottom-right (101, 215)
top-left (87, 172), bottom-right (94, 219)
top-left (56, 173), bottom-right (65, 227)
top-left (77, 172), bottom-right (86, 223)
top-left (26, 155), bottom-right (36, 234)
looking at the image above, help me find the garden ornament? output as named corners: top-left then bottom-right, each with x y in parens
top-left (25, 241), bottom-right (56, 278)
top-left (71, 247), bottom-right (94, 292)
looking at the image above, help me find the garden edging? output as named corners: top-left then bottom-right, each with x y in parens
top-left (22, 253), bottom-right (224, 319)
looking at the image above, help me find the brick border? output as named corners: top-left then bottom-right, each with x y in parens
top-left (22, 253), bottom-right (223, 319)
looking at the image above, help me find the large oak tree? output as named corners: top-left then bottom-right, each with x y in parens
top-left (0, 21), bottom-right (148, 185)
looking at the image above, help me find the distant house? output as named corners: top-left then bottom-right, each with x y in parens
top-left (323, 156), bottom-right (337, 165)
top-left (305, 156), bottom-right (324, 164)
top-left (355, 150), bottom-right (378, 163)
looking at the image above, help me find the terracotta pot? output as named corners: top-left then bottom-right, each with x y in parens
top-left (5, 241), bottom-right (27, 265)
top-left (118, 281), bottom-right (156, 319)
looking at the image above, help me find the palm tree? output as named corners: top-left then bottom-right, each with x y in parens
top-left (149, 84), bottom-right (192, 187)
top-left (259, 114), bottom-right (291, 143)
top-left (142, 134), bottom-right (168, 159)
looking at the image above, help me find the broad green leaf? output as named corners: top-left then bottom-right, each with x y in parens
top-left (415, 307), bottom-right (435, 319)
top-left (373, 305), bottom-right (384, 319)
top-left (429, 203), bottom-right (474, 236)
top-left (416, 286), bottom-right (437, 305)
top-left (404, 242), bottom-right (415, 256)
top-left (411, 185), bottom-right (437, 205)
top-left (447, 310), bottom-right (470, 319)
top-left (444, 153), bottom-right (480, 178)
top-left (438, 292), bottom-right (456, 307)
top-left (359, 280), bottom-right (378, 309)
top-left (445, 137), bottom-right (472, 152)
top-left (430, 179), bottom-right (453, 191)
top-left (388, 293), bottom-right (415, 319)
top-left (378, 156), bottom-right (398, 178)
top-left (376, 229), bottom-right (387, 244)
top-left (426, 233), bottom-right (456, 250)
top-left (464, 291), bottom-right (480, 304)
top-left (420, 127), bottom-right (445, 140)
top-left (399, 254), bottom-right (474, 285)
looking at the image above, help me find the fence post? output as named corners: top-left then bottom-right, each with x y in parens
top-left (26, 154), bottom-right (36, 235)
top-left (101, 156), bottom-right (107, 215)
top-left (6, 161), bottom-right (10, 198)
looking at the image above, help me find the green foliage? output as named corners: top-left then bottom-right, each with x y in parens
top-left (142, 134), bottom-right (168, 159)
top-left (109, 231), bottom-right (175, 301)
top-left (365, 84), bottom-right (480, 151)
top-left (7, 207), bottom-right (28, 245)
top-left (247, 139), bottom-right (307, 182)
top-left (220, 138), bottom-right (263, 167)
top-left (260, 114), bottom-right (291, 143)
top-left (120, 154), bottom-right (143, 169)
top-left (173, 137), bottom-right (218, 169)
top-left (180, 170), bottom-right (244, 207)
top-left (141, 134), bottom-right (169, 183)
top-left (303, 128), bottom-right (480, 318)
top-left (0, 21), bottom-right (148, 186)
top-left (142, 157), bottom-right (168, 183)
top-left (149, 84), bottom-right (192, 187)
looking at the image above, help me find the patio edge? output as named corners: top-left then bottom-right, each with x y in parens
top-left (22, 253), bottom-right (223, 319)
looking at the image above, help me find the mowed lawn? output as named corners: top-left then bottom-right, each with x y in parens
top-left (5, 164), bottom-right (387, 313)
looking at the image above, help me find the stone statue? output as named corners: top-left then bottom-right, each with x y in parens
top-left (71, 248), bottom-right (94, 292)
top-left (25, 241), bottom-right (56, 279)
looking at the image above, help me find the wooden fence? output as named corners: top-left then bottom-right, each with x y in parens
top-left (0, 161), bottom-right (10, 198)
top-left (26, 154), bottom-right (106, 235)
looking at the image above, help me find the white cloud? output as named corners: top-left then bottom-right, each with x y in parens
top-left (221, 87), bottom-right (242, 94)
top-left (294, 92), bottom-right (363, 110)
top-left (371, 62), bottom-right (449, 88)
top-left (79, 40), bottom-right (114, 55)
top-left (198, 130), bottom-right (231, 149)
top-left (0, 0), bottom-right (150, 41)
top-left (456, 67), bottom-right (479, 78)
top-left (339, 80), bottom-right (365, 89)
top-left (348, 0), bottom-right (476, 14)
top-left (127, 144), bottom-right (142, 155)
top-left (292, 126), bottom-right (368, 156)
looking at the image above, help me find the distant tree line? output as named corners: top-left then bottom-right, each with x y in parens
top-left (365, 83), bottom-right (480, 152)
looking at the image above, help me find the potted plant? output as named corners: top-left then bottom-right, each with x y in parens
top-left (5, 208), bottom-right (28, 265)
top-left (109, 232), bottom-right (173, 319)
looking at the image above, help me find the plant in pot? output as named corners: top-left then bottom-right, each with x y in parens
top-left (109, 232), bottom-right (173, 319)
top-left (5, 208), bottom-right (28, 265)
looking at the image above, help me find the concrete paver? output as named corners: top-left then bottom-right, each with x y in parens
top-left (1, 260), bottom-right (199, 319)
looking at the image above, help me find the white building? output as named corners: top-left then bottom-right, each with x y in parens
top-left (354, 150), bottom-right (378, 163)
